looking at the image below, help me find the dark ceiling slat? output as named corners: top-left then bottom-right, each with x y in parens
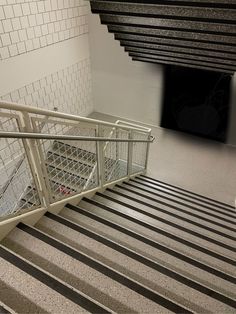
top-left (107, 25), bottom-right (236, 46)
top-left (91, 1), bottom-right (236, 22)
top-left (114, 33), bottom-right (236, 55)
top-left (129, 52), bottom-right (236, 71)
top-left (100, 14), bottom-right (236, 36)
top-left (90, 0), bottom-right (236, 73)
top-left (132, 57), bottom-right (234, 74)
top-left (120, 40), bottom-right (236, 61)
top-left (90, 0), bottom-right (236, 8)
top-left (124, 46), bottom-right (236, 66)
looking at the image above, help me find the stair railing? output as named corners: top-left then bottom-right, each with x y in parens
top-left (0, 101), bottom-right (153, 220)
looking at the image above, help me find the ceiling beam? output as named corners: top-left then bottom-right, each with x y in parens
top-left (132, 57), bottom-right (234, 74)
top-left (107, 24), bottom-right (236, 46)
top-left (124, 46), bottom-right (236, 66)
top-left (91, 1), bottom-right (236, 22)
top-left (129, 52), bottom-right (236, 71)
top-left (119, 40), bottom-right (236, 61)
top-left (114, 33), bottom-right (236, 55)
top-left (100, 14), bottom-right (235, 35)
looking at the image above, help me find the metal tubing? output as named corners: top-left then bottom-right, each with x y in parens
top-left (0, 101), bottom-right (150, 133)
top-left (0, 131), bottom-right (155, 143)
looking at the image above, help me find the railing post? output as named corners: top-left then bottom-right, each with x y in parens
top-left (144, 131), bottom-right (152, 174)
top-left (127, 130), bottom-right (133, 178)
top-left (18, 112), bottom-right (50, 207)
top-left (97, 125), bottom-right (105, 187)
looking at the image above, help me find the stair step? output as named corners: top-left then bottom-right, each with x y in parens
top-left (3, 223), bottom-right (189, 314)
top-left (131, 178), bottom-right (236, 220)
top-left (0, 245), bottom-right (101, 314)
top-left (140, 175), bottom-right (235, 211)
top-left (77, 198), bottom-right (236, 294)
top-left (103, 186), bottom-right (236, 254)
top-left (116, 183), bottom-right (236, 237)
top-left (35, 210), bottom-right (236, 313)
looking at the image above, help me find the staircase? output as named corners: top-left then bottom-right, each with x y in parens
top-left (1, 175), bottom-right (236, 313)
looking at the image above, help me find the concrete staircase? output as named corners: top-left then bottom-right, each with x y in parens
top-left (1, 175), bottom-right (236, 313)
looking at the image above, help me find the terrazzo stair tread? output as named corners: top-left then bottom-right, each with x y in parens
top-left (132, 177), bottom-right (236, 219)
top-left (106, 186), bottom-right (236, 246)
top-left (32, 213), bottom-right (236, 313)
top-left (73, 200), bottom-right (236, 277)
top-left (140, 175), bottom-right (235, 210)
top-left (94, 192), bottom-right (236, 259)
top-left (5, 225), bottom-right (189, 314)
top-left (0, 249), bottom-right (92, 314)
top-left (50, 212), bottom-right (236, 311)
top-left (2, 229), bottom-right (140, 314)
top-left (111, 183), bottom-right (236, 236)
top-left (62, 203), bottom-right (236, 296)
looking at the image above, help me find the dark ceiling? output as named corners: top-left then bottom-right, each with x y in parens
top-left (89, 0), bottom-right (236, 74)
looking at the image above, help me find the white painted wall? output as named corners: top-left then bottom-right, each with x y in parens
top-left (89, 14), bottom-right (164, 126)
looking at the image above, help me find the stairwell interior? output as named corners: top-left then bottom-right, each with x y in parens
top-left (0, 1), bottom-right (236, 314)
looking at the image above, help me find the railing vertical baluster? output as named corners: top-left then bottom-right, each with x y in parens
top-left (97, 125), bottom-right (105, 187)
top-left (19, 112), bottom-right (50, 207)
top-left (127, 130), bottom-right (133, 178)
top-left (144, 131), bottom-right (152, 174)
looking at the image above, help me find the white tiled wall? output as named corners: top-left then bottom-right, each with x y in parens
top-left (0, 0), bottom-right (89, 59)
top-left (1, 58), bottom-right (93, 116)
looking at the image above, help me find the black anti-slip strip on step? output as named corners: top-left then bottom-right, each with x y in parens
top-left (16, 223), bottom-right (191, 314)
top-left (141, 175), bottom-right (235, 210)
top-left (105, 188), bottom-right (236, 250)
top-left (0, 245), bottom-right (110, 314)
top-left (126, 181), bottom-right (236, 229)
top-left (0, 306), bottom-right (11, 314)
top-left (133, 178), bottom-right (236, 220)
top-left (80, 199), bottom-right (236, 278)
top-left (47, 210), bottom-right (236, 308)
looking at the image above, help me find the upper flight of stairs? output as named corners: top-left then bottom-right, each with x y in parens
top-left (1, 175), bottom-right (236, 313)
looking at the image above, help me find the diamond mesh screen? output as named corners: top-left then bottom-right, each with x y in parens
top-left (33, 118), bottom-right (98, 201)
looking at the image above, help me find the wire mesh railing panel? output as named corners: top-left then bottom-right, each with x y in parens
top-left (103, 127), bottom-right (129, 184)
top-left (33, 118), bottom-right (99, 201)
top-left (0, 115), bottom-right (40, 217)
top-left (131, 131), bottom-right (149, 174)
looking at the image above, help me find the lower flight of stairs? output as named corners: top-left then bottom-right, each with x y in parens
top-left (1, 175), bottom-right (236, 313)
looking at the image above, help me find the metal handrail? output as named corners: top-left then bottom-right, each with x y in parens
top-left (0, 131), bottom-right (155, 142)
top-left (0, 101), bottom-right (153, 220)
top-left (0, 101), bottom-right (151, 133)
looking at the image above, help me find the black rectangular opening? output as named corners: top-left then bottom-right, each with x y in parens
top-left (161, 66), bottom-right (232, 142)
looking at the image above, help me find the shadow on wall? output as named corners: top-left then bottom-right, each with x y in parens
top-left (227, 73), bottom-right (236, 146)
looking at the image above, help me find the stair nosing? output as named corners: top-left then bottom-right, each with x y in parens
top-left (80, 197), bottom-right (236, 274)
top-left (141, 175), bottom-right (235, 210)
top-left (0, 243), bottom-right (113, 314)
top-left (17, 222), bottom-right (193, 314)
top-left (46, 209), bottom-right (236, 308)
